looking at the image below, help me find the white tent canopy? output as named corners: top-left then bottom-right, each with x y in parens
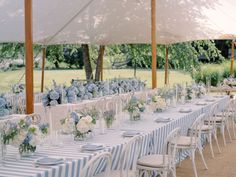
top-left (0, 0), bottom-right (236, 45)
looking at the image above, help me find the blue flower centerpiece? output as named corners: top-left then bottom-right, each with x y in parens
top-left (60, 108), bottom-right (98, 141)
top-left (2, 117), bottom-right (48, 156)
top-left (125, 96), bottom-right (145, 121)
top-left (0, 95), bottom-right (12, 117)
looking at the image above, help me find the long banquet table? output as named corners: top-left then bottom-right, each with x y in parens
top-left (0, 95), bottom-right (229, 177)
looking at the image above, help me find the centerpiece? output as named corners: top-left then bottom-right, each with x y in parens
top-left (125, 96), bottom-right (145, 121)
top-left (60, 108), bottom-right (98, 141)
top-left (0, 95), bottom-right (11, 117)
top-left (103, 110), bottom-right (116, 129)
top-left (2, 117), bottom-right (48, 156)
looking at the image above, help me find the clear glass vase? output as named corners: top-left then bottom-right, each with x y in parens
top-left (129, 112), bottom-right (141, 121)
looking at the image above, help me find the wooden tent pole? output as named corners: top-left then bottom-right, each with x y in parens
top-left (41, 47), bottom-right (46, 92)
top-left (151, 0), bottom-right (157, 89)
top-left (25, 0), bottom-right (34, 114)
top-left (100, 51), bottom-right (104, 81)
top-left (164, 46), bottom-right (169, 85)
top-left (230, 40), bottom-right (235, 76)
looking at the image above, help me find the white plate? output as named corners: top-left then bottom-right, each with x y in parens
top-left (195, 102), bottom-right (207, 106)
top-left (205, 99), bottom-right (216, 102)
top-left (179, 108), bottom-right (192, 113)
top-left (81, 144), bottom-right (104, 151)
top-left (122, 131), bottom-right (140, 137)
top-left (155, 117), bottom-right (172, 123)
top-left (35, 157), bottom-right (64, 166)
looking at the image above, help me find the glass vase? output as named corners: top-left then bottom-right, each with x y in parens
top-left (129, 112), bottom-right (141, 121)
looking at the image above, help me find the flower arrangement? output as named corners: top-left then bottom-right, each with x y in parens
top-left (103, 110), bottom-right (116, 128)
top-left (12, 83), bottom-right (24, 94)
top-left (125, 96), bottom-right (145, 121)
top-left (0, 95), bottom-right (12, 117)
top-left (42, 80), bottom-right (64, 107)
top-left (185, 86), bottom-right (194, 100)
top-left (152, 97), bottom-right (167, 113)
top-left (159, 87), bottom-right (175, 100)
top-left (2, 117), bottom-right (48, 155)
top-left (194, 84), bottom-right (206, 98)
top-left (60, 109), bottom-right (97, 140)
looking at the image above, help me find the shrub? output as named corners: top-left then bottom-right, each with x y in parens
top-left (222, 67), bottom-right (230, 78)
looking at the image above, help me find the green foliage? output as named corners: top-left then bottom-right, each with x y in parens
top-left (46, 45), bottom-right (65, 69)
top-left (64, 45), bottom-right (84, 69)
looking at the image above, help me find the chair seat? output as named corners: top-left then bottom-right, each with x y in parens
top-left (198, 124), bottom-right (213, 131)
top-left (95, 170), bottom-right (136, 177)
top-left (137, 154), bottom-right (169, 168)
top-left (172, 136), bottom-right (197, 147)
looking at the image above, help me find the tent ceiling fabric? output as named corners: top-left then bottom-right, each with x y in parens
top-left (0, 0), bottom-right (236, 45)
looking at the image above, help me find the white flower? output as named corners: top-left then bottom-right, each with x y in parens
top-left (11, 130), bottom-right (27, 147)
top-left (30, 134), bottom-right (41, 146)
top-left (83, 115), bottom-right (93, 124)
top-left (76, 119), bottom-right (90, 133)
top-left (62, 118), bottom-right (74, 133)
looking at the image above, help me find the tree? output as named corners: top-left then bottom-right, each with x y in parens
top-left (46, 45), bottom-right (64, 69)
top-left (64, 45), bottom-right (84, 69)
top-left (82, 44), bottom-right (93, 80)
top-left (95, 45), bottom-right (105, 81)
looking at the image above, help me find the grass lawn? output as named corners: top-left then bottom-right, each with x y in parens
top-left (0, 69), bottom-right (192, 93)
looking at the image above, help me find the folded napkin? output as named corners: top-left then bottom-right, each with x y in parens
top-left (213, 95), bottom-right (224, 98)
top-left (35, 157), bottom-right (64, 166)
top-left (195, 102), bottom-right (207, 106)
top-left (205, 98), bottom-right (216, 102)
top-left (155, 117), bottom-right (172, 123)
top-left (179, 108), bottom-right (192, 113)
top-left (122, 131), bottom-right (140, 137)
top-left (81, 143), bottom-right (104, 151)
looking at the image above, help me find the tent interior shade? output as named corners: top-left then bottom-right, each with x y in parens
top-left (0, 0), bottom-right (236, 45)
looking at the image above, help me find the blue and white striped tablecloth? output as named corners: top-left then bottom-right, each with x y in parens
top-left (0, 96), bottom-right (229, 177)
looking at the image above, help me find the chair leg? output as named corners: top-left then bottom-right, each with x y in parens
top-left (208, 132), bottom-right (214, 158)
top-left (232, 117), bottom-right (236, 139)
top-left (170, 168), bottom-right (177, 177)
top-left (226, 121), bottom-right (233, 142)
top-left (221, 125), bottom-right (227, 146)
top-left (213, 129), bottom-right (222, 153)
top-left (191, 149), bottom-right (198, 177)
top-left (198, 144), bottom-right (208, 170)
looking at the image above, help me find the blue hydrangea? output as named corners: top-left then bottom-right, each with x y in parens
top-left (0, 98), bottom-right (6, 108)
top-left (70, 112), bottom-right (79, 123)
top-left (49, 90), bottom-right (60, 100)
top-left (49, 100), bottom-right (58, 106)
top-left (0, 108), bottom-right (9, 117)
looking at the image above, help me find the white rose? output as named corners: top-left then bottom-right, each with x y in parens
top-left (30, 135), bottom-right (41, 146)
top-left (77, 119), bottom-right (90, 133)
top-left (83, 116), bottom-right (93, 124)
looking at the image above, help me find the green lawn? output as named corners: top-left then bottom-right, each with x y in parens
top-left (0, 69), bottom-right (192, 93)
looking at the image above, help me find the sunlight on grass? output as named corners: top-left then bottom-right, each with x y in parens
top-left (0, 69), bottom-right (192, 93)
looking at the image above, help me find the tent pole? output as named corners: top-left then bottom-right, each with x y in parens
top-left (164, 46), bottom-right (169, 85)
top-left (230, 40), bottom-right (235, 76)
top-left (41, 47), bottom-right (46, 92)
top-left (24, 0), bottom-right (34, 114)
top-left (151, 0), bottom-right (157, 89)
top-left (100, 51), bottom-right (103, 81)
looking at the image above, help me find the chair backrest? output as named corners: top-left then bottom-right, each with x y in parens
top-left (163, 127), bottom-right (181, 168)
top-left (205, 103), bottom-right (218, 126)
top-left (80, 152), bottom-right (112, 177)
top-left (120, 135), bottom-right (142, 177)
top-left (189, 114), bottom-right (206, 146)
